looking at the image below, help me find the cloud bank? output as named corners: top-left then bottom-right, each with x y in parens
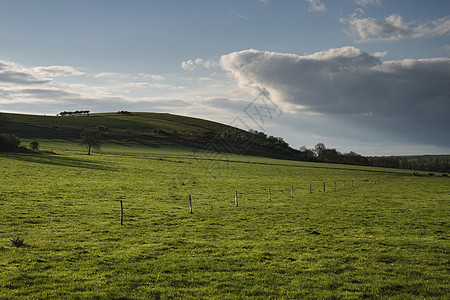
top-left (220, 47), bottom-right (450, 147)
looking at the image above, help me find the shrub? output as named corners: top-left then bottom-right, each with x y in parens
top-left (0, 133), bottom-right (21, 152)
top-left (10, 236), bottom-right (26, 247)
top-left (29, 141), bottom-right (40, 151)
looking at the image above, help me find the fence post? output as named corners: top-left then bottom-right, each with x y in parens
top-left (291, 185), bottom-right (294, 197)
top-left (323, 182), bottom-right (325, 192)
top-left (235, 190), bottom-right (238, 207)
top-left (268, 188), bottom-right (271, 201)
top-left (310, 184), bottom-right (312, 194)
top-left (189, 194), bottom-right (193, 214)
top-left (120, 200), bottom-right (123, 225)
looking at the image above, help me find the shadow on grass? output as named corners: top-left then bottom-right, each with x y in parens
top-left (2, 152), bottom-right (116, 171)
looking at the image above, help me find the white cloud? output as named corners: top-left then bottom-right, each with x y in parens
top-left (150, 74), bottom-right (166, 81)
top-left (0, 59), bottom-right (49, 85)
top-left (306, 0), bottom-right (326, 12)
top-left (0, 58), bottom-right (190, 115)
top-left (198, 77), bottom-right (214, 82)
top-left (122, 82), bottom-right (185, 90)
top-left (354, 0), bottom-right (381, 7)
top-left (343, 11), bottom-right (450, 42)
top-left (220, 47), bottom-right (450, 147)
top-left (32, 66), bottom-right (85, 77)
top-left (372, 51), bottom-right (388, 58)
top-left (181, 58), bottom-right (219, 71)
top-left (94, 72), bottom-right (124, 78)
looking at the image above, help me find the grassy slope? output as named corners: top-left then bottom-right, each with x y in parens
top-left (0, 145), bottom-right (449, 299)
top-left (5, 112), bottom-right (227, 133)
top-left (5, 112), bottom-right (299, 160)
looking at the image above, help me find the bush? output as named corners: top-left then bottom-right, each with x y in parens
top-left (0, 133), bottom-right (21, 152)
top-left (10, 236), bottom-right (26, 247)
top-left (29, 141), bottom-right (40, 151)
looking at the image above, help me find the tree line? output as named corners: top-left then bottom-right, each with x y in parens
top-left (298, 143), bottom-right (449, 173)
top-left (58, 110), bottom-right (90, 116)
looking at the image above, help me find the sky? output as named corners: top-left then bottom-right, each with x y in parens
top-left (0, 0), bottom-right (449, 155)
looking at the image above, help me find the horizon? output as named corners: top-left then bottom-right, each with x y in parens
top-left (1, 0), bottom-right (449, 156)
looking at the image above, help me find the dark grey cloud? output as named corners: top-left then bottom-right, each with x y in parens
top-left (220, 47), bottom-right (450, 147)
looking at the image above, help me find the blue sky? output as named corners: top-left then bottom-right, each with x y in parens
top-left (0, 0), bottom-right (449, 155)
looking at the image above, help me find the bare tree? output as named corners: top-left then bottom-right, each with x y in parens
top-left (79, 129), bottom-right (102, 155)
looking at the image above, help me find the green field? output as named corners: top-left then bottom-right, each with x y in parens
top-left (1, 141), bottom-right (449, 299)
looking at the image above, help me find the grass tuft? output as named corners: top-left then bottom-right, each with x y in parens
top-left (9, 237), bottom-right (26, 248)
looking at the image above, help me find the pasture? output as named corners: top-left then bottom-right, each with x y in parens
top-left (1, 144), bottom-right (449, 299)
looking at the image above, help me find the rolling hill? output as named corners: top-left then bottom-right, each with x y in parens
top-left (1, 112), bottom-right (299, 159)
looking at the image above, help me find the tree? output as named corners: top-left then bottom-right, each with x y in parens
top-left (314, 143), bottom-right (326, 157)
top-left (299, 146), bottom-right (315, 161)
top-left (79, 129), bottom-right (101, 155)
top-left (29, 141), bottom-right (39, 151)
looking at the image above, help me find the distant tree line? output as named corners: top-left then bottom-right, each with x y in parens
top-left (397, 157), bottom-right (450, 173)
top-left (298, 143), bottom-right (449, 173)
top-left (298, 143), bottom-right (370, 165)
top-left (117, 111), bottom-right (131, 115)
top-left (217, 129), bottom-right (449, 173)
top-left (58, 110), bottom-right (90, 116)
top-left (247, 129), bottom-right (290, 150)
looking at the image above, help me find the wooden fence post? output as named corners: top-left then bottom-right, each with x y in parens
top-left (323, 182), bottom-right (326, 192)
top-left (235, 190), bottom-right (238, 207)
top-left (268, 188), bottom-right (271, 201)
top-left (189, 194), bottom-right (193, 214)
top-left (120, 200), bottom-right (123, 225)
top-left (291, 185), bottom-right (294, 197)
top-left (310, 184), bottom-right (312, 194)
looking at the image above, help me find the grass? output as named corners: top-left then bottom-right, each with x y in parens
top-left (1, 144), bottom-right (449, 299)
top-left (4, 112), bottom-right (306, 161)
top-left (4, 112), bottom-right (227, 135)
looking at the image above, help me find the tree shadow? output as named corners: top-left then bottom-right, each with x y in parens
top-left (2, 152), bottom-right (116, 171)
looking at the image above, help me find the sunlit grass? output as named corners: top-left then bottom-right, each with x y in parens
top-left (1, 147), bottom-right (448, 299)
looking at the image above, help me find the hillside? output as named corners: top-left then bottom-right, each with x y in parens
top-left (1, 112), bottom-right (299, 159)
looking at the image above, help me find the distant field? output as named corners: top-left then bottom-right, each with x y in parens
top-left (1, 144), bottom-right (448, 299)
